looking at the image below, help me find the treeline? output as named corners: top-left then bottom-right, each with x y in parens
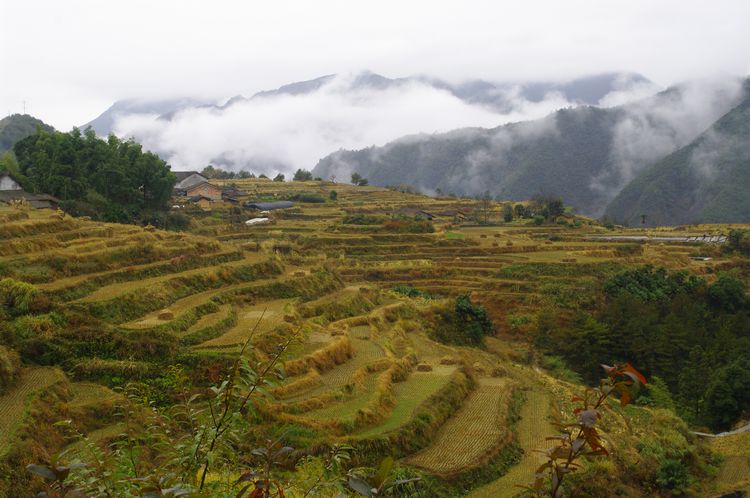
top-left (13, 128), bottom-right (175, 223)
top-left (200, 166), bottom-right (323, 183)
top-left (537, 266), bottom-right (750, 430)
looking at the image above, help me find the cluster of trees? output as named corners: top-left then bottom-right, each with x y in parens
top-left (502, 195), bottom-right (565, 223)
top-left (351, 172), bottom-right (369, 186)
top-left (293, 168), bottom-right (313, 181)
top-left (727, 229), bottom-right (750, 255)
top-left (200, 166), bottom-right (325, 184)
top-left (13, 128), bottom-right (175, 223)
top-left (538, 266), bottom-right (750, 429)
top-left (200, 165), bottom-right (256, 179)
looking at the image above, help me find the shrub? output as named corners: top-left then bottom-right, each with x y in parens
top-left (392, 285), bottom-right (436, 300)
top-left (328, 190), bottom-right (338, 201)
top-left (0, 278), bottom-right (40, 316)
top-left (430, 294), bottom-right (492, 346)
top-left (540, 355), bottom-right (583, 384)
top-left (343, 214), bottom-right (384, 225)
top-left (0, 345), bottom-right (21, 394)
top-left (656, 458), bottom-right (690, 494)
top-left (289, 192), bottom-right (325, 203)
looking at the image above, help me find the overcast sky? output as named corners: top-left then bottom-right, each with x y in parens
top-left (2, 0), bottom-right (749, 130)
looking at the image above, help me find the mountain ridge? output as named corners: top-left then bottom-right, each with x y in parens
top-left (311, 79), bottom-right (745, 217)
top-left (605, 79), bottom-right (750, 225)
top-left (81, 70), bottom-right (654, 135)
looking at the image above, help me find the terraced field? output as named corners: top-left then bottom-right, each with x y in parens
top-left (196, 298), bottom-right (293, 349)
top-left (0, 367), bottom-right (66, 458)
top-left (469, 385), bottom-right (553, 498)
top-left (406, 377), bottom-right (515, 475)
top-left (706, 431), bottom-right (750, 494)
top-left (0, 183), bottom-right (743, 496)
top-left (356, 367), bottom-right (456, 438)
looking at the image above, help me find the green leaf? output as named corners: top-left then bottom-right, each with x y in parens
top-left (374, 456), bottom-right (393, 487)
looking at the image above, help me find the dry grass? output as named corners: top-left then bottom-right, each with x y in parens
top-left (196, 298), bottom-right (292, 348)
top-left (406, 377), bottom-right (514, 475)
top-left (707, 431), bottom-right (750, 492)
top-left (469, 386), bottom-right (553, 498)
top-left (355, 366), bottom-right (455, 437)
top-left (0, 367), bottom-right (66, 458)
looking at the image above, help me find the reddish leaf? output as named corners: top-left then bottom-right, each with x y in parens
top-left (623, 363), bottom-right (647, 385)
top-left (615, 384), bottom-right (632, 407)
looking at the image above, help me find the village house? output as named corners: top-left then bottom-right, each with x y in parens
top-left (184, 181), bottom-right (222, 201)
top-left (221, 185), bottom-right (243, 204)
top-left (0, 171), bottom-right (22, 191)
top-left (173, 171), bottom-right (208, 192)
top-left (0, 172), bottom-right (60, 209)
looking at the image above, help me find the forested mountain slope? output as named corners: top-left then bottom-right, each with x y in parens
top-left (313, 80), bottom-right (745, 217)
top-left (605, 80), bottom-right (750, 226)
top-left (0, 114), bottom-right (54, 154)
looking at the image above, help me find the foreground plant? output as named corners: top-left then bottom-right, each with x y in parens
top-left (522, 363), bottom-right (647, 497)
top-left (27, 310), bottom-right (302, 496)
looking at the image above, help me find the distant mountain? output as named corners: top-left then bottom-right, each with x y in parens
top-left (312, 79), bottom-right (745, 216)
top-left (82, 97), bottom-right (210, 136)
top-left (83, 71), bottom-right (654, 136)
top-left (0, 114), bottom-right (54, 154)
top-left (605, 79), bottom-right (750, 226)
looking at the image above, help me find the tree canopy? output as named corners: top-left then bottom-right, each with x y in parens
top-left (13, 128), bottom-right (175, 223)
top-left (293, 169), bottom-right (313, 181)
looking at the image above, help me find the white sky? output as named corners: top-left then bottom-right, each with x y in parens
top-left (2, 0), bottom-right (749, 130)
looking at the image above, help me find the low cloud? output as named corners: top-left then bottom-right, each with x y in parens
top-left (591, 77), bottom-right (745, 198)
top-left (112, 73), bottom-right (625, 175)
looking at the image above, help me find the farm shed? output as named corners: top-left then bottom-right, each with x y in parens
top-left (437, 209), bottom-right (467, 223)
top-left (393, 207), bottom-right (435, 220)
top-left (0, 190), bottom-right (60, 209)
top-left (244, 201), bottom-right (294, 210)
top-left (187, 195), bottom-right (213, 210)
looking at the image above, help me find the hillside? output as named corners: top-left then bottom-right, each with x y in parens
top-left (313, 79), bottom-right (746, 216)
top-left (0, 114), bottom-right (54, 154)
top-left (605, 80), bottom-right (750, 226)
top-left (1, 179), bottom-right (747, 496)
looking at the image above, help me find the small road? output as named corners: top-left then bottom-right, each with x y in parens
top-left (694, 423), bottom-right (750, 438)
top-left (587, 235), bottom-right (727, 244)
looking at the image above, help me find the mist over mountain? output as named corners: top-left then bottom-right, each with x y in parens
top-left (312, 78), bottom-right (745, 217)
top-left (83, 97), bottom-right (210, 137)
top-left (605, 79), bottom-right (750, 226)
top-left (81, 71), bottom-right (655, 175)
